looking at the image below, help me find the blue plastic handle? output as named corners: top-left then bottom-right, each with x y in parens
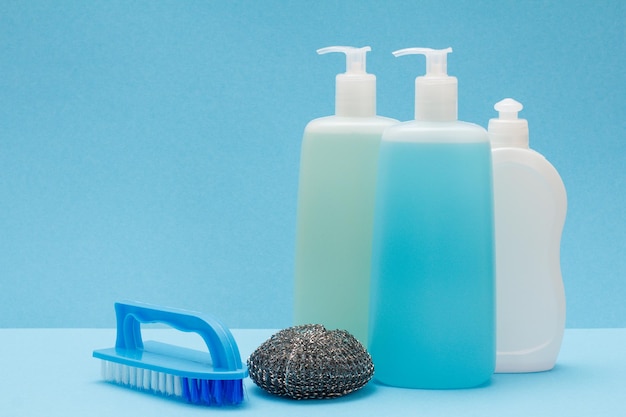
top-left (114, 300), bottom-right (243, 372)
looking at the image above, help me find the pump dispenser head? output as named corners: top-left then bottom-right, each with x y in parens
top-left (488, 98), bottom-right (529, 148)
top-left (317, 46), bottom-right (376, 117)
top-left (393, 47), bottom-right (457, 122)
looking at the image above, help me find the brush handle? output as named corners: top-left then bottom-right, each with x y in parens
top-left (114, 300), bottom-right (243, 372)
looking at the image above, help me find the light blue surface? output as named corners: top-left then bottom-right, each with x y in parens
top-left (1, 1), bottom-right (625, 328)
top-left (2, 328), bottom-right (625, 416)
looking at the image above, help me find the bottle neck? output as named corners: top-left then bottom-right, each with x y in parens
top-left (415, 76), bottom-right (457, 122)
top-left (488, 119), bottom-right (529, 148)
top-left (335, 74), bottom-right (376, 117)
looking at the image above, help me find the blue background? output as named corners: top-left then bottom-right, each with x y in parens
top-left (1, 0), bottom-right (624, 328)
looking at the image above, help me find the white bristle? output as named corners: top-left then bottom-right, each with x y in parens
top-left (99, 361), bottom-right (184, 398)
top-left (129, 366), bottom-right (137, 386)
top-left (151, 370), bottom-right (158, 390)
top-left (174, 376), bottom-right (182, 397)
top-left (156, 372), bottom-right (165, 394)
top-left (142, 369), bottom-right (151, 390)
top-left (114, 362), bottom-right (122, 383)
top-left (101, 360), bottom-right (109, 381)
top-left (165, 374), bottom-right (174, 396)
top-left (154, 372), bottom-right (160, 393)
top-left (121, 364), bottom-right (130, 385)
top-left (135, 366), bottom-right (143, 387)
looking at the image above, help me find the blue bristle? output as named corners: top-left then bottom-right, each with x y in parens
top-left (212, 380), bottom-right (223, 405)
top-left (201, 380), bottom-right (212, 405)
top-left (227, 379), bottom-right (244, 404)
top-left (180, 377), bottom-right (244, 406)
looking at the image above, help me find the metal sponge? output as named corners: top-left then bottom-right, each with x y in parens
top-left (247, 324), bottom-right (374, 399)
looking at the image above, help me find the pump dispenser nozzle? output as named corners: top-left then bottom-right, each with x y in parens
top-left (488, 98), bottom-right (529, 148)
top-left (317, 46), bottom-right (376, 117)
top-left (393, 47), bottom-right (457, 122)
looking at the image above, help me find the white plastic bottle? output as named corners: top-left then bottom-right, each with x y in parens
top-left (293, 46), bottom-right (398, 345)
top-left (369, 47), bottom-right (495, 389)
top-left (488, 98), bottom-right (567, 373)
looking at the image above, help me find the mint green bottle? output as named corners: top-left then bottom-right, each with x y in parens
top-left (293, 46), bottom-right (398, 345)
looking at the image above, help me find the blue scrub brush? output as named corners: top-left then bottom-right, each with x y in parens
top-left (92, 301), bottom-right (248, 406)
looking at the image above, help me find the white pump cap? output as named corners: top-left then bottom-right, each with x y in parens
top-left (488, 98), bottom-right (529, 148)
top-left (317, 46), bottom-right (376, 117)
top-left (393, 47), bottom-right (457, 122)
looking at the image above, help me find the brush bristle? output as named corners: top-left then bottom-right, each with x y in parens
top-left (100, 360), bottom-right (244, 406)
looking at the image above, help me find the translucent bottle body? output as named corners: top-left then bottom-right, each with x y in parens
top-left (493, 148), bottom-right (566, 373)
top-left (293, 116), bottom-right (398, 346)
top-left (369, 121), bottom-right (495, 389)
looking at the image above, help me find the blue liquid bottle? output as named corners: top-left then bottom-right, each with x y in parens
top-left (369, 48), bottom-right (495, 389)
